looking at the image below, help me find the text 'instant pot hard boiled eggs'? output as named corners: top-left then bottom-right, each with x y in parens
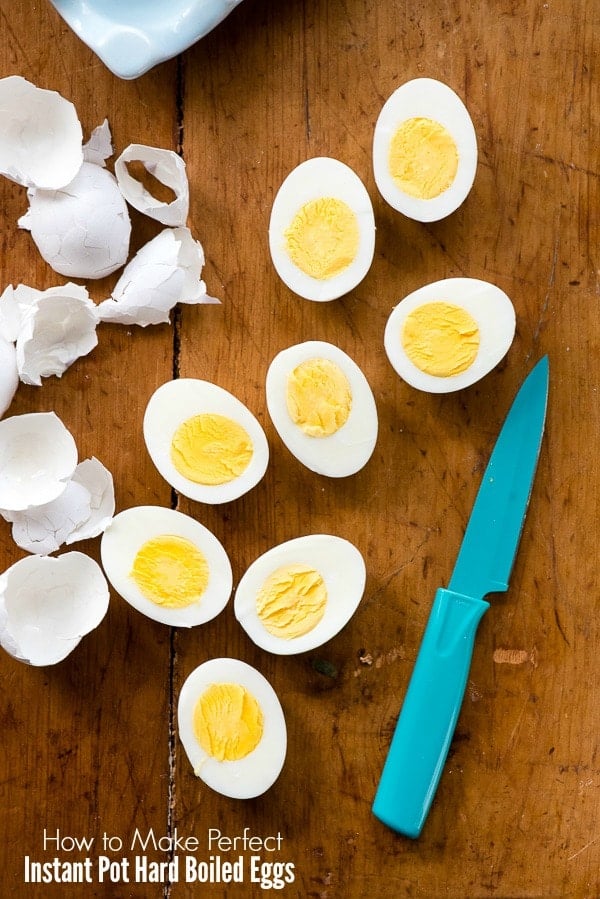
top-left (269, 157), bottom-right (375, 301)
top-left (384, 277), bottom-right (516, 393)
top-left (373, 77), bottom-right (477, 222)
top-left (178, 658), bottom-right (287, 799)
top-left (143, 379), bottom-right (269, 504)
top-left (266, 341), bottom-right (378, 477)
top-left (100, 506), bottom-right (232, 627)
top-left (234, 535), bottom-right (366, 655)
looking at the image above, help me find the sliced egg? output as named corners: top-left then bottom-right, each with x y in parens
top-left (0, 552), bottom-right (109, 666)
top-left (384, 277), bottom-right (516, 393)
top-left (178, 657), bottom-right (287, 798)
top-left (266, 340), bottom-right (378, 477)
top-left (0, 411), bottom-right (78, 511)
top-left (143, 379), bottom-right (269, 504)
top-left (234, 534), bottom-right (366, 655)
top-left (100, 505), bottom-right (232, 627)
top-left (373, 78), bottom-right (477, 222)
top-left (269, 157), bottom-right (375, 301)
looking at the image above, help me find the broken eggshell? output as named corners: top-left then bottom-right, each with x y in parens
top-left (0, 76), bottom-right (83, 190)
top-left (1, 457), bottom-right (115, 555)
top-left (0, 551), bottom-right (110, 666)
top-left (115, 144), bottom-right (189, 226)
top-left (18, 161), bottom-right (132, 279)
top-left (83, 119), bottom-right (113, 168)
top-left (0, 283), bottom-right (99, 386)
top-left (0, 411), bottom-right (78, 511)
top-left (0, 336), bottom-right (18, 418)
top-left (97, 226), bottom-right (219, 327)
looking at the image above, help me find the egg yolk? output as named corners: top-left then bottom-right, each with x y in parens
top-left (401, 301), bottom-right (480, 377)
top-left (170, 413), bottom-right (253, 485)
top-left (286, 357), bottom-right (352, 437)
top-left (388, 117), bottom-right (458, 200)
top-left (256, 563), bottom-right (327, 639)
top-left (284, 197), bottom-right (359, 280)
top-left (193, 683), bottom-right (264, 762)
top-left (130, 534), bottom-right (209, 608)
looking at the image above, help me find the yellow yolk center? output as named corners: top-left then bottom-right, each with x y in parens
top-left (256, 563), bottom-right (327, 639)
top-left (389, 117), bottom-right (458, 200)
top-left (284, 197), bottom-right (360, 280)
top-left (401, 301), bottom-right (480, 377)
top-left (170, 413), bottom-right (253, 485)
top-left (286, 357), bottom-right (352, 437)
top-left (193, 683), bottom-right (264, 762)
top-left (130, 534), bottom-right (209, 608)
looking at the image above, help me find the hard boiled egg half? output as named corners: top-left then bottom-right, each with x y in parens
top-left (269, 157), bottom-right (375, 301)
top-left (234, 534), bottom-right (366, 655)
top-left (100, 505), bottom-right (232, 627)
top-left (373, 78), bottom-right (477, 222)
top-left (266, 341), bottom-right (378, 477)
top-left (178, 657), bottom-right (287, 799)
top-left (143, 379), bottom-right (269, 504)
top-left (384, 277), bottom-right (516, 393)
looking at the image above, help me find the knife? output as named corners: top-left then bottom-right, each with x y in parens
top-left (372, 355), bottom-right (549, 838)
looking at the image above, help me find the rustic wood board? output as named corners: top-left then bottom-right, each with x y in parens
top-left (0, 1), bottom-right (597, 896)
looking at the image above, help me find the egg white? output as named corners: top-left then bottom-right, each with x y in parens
top-left (143, 379), bottom-right (269, 504)
top-left (178, 657), bottom-right (287, 799)
top-left (384, 277), bottom-right (516, 393)
top-left (266, 341), bottom-right (378, 477)
top-left (373, 78), bottom-right (478, 222)
top-left (234, 534), bottom-right (367, 655)
top-left (100, 505), bottom-right (232, 627)
top-left (269, 157), bottom-right (375, 301)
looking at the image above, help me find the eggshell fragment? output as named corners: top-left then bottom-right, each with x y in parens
top-left (0, 283), bottom-right (99, 385)
top-left (0, 552), bottom-right (110, 666)
top-left (0, 336), bottom-right (18, 418)
top-left (115, 144), bottom-right (189, 226)
top-left (0, 411), bottom-right (78, 511)
top-left (0, 76), bottom-right (83, 190)
top-left (18, 162), bottom-right (132, 279)
top-left (1, 457), bottom-right (115, 554)
top-left (83, 119), bottom-right (113, 167)
top-left (97, 226), bottom-right (219, 327)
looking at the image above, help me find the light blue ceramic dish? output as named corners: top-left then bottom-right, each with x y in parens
top-left (49, 0), bottom-right (244, 80)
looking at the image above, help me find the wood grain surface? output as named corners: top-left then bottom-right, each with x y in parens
top-left (0, 1), bottom-right (598, 897)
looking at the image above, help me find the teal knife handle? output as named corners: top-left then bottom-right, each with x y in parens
top-left (372, 587), bottom-right (490, 838)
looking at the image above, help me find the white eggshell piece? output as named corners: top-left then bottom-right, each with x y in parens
top-left (0, 283), bottom-right (99, 385)
top-left (384, 277), bottom-right (516, 393)
top-left (266, 340), bottom-right (378, 477)
top-left (0, 336), bottom-right (18, 418)
top-left (1, 457), bottom-right (115, 554)
top-left (83, 119), bottom-right (113, 167)
top-left (234, 534), bottom-right (367, 655)
top-left (97, 227), bottom-right (219, 327)
top-left (178, 657), bottom-right (287, 799)
top-left (18, 162), bottom-right (131, 279)
top-left (143, 379), bottom-right (269, 504)
top-left (269, 156), bottom-right (376, 302)
top-left (0, 411), bottom-right (78, 511)
top-left (100, 505), bottom-right (233, 628)
top-left (115, 143), bottom-right (189, 226)
top-left (0, 552), bottom-right (109, 666)
top-left (373, 78), bottom-right (478, 222)
top-left (0, 76), bottom-right (83, 190)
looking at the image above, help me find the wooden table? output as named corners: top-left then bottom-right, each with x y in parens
top-left (0, 2), bottom-right (597, 896)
